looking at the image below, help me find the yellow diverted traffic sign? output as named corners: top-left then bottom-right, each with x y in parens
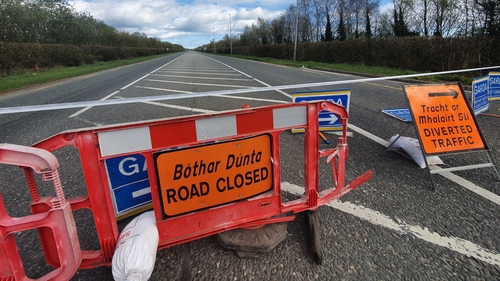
top-left (404, 83), bottom-right (486, 155)
top-left (154, 134), bottom-right (273, 216)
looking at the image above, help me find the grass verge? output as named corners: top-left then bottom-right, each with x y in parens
top-left (0, 54), bottom-right (171, 93)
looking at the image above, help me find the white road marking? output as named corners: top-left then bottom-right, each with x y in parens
top-left (150, 74), bottom-right (251, 81)
top-left (208, 56), bottom-right (293, 99)
top-left (144, 79), bottom-right (254, 88)
top-left (156, 71), bottom-right (242, 76)
top-left (161, 67), bottom-right (230, 71)
top-left (66, 54), bottom-right (498, 210)
top-left (221, 95), bottom-right (289, 104)
top-left (142, 100), bottom-right (216, 114)
top-left (68, 54), bottom-right (184, 118)
top-left (348, 123), bottom-right (500, 206)
top-left (69, 91), bottom-right (120, 117)
top-left (134, 86), bottom-right (192, 94)
top-left (429, 165), bottom-right (500, 205)
top-left (281, 181), bottom-right (500, 267)
top-left (25, 53), bottom-right (500, 267)
top-left (349, 123), bottom-right (389, 147)
top-left (324, 131), bottom-right (354, 137)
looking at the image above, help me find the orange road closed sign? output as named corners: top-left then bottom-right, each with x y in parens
top-left (154, 134), bottom-right (273, 217)
top-left (404, 83), bottom-right (486, 155)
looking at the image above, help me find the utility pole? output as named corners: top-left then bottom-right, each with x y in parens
top-left (213, 28), bottom-right (216, 53)
top-left (228, 14), bottom-right (232, 55)
top-left (293, 0), bottom-right (298, 61)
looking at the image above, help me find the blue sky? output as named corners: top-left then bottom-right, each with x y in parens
top-left (70, 0), bottom-right (393, 49)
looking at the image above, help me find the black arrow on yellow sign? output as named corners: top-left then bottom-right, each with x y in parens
top-left (428, 89), bottom-right (459, 98)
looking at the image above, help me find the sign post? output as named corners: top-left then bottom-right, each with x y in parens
top-left (403, 82), bottom-right (499, 189)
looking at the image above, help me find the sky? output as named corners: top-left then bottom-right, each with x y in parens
top-left (69, 0), bottom-right (393, 50)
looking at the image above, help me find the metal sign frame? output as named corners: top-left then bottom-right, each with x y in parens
top-left (402, 82), bottom-right (499, 189)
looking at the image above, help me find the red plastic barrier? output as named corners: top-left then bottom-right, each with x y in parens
top-left (0, 144), bottom-right (82, 280)
top-left (1, 101), bottom-right (371, 280)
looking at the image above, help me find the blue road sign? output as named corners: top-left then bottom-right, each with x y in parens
top-left (105, 154), bottom-right (152, 215)
top-left (292, 89), bottom-right (350, 132)
top-left (380, 108), bottom-right (413, 122)
top-left (489, 72), bottom-right (500, 101)
top-left (472, 76), bottom-right (489, 115)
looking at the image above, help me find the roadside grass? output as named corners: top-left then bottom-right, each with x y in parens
top-left (229, 54), bottom-right (474, 85)
top-left (1, 52), bottom-right (474, 94)
top-left (0, 54), bottom-right (171, 93)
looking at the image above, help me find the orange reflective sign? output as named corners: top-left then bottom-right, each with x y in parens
top-left (404, 83), bottom-right (485, 155)
top-left (154, 134), bottom-right (273, 216)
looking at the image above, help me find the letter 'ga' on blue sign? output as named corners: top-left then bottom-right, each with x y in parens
top-left (489, 72), bottom-right (500, 101)
top-left (105, 154), bottom-right (152, 215)
top-left (472, 75), bottom-right (489, 115)
top-left (292, 89), bottom-right (350, 132)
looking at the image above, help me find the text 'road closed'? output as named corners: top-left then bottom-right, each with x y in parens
top-left (154, 134), bottom-right (273, 216)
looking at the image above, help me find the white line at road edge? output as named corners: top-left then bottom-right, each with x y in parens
top-left (281, 181), bottom-right (500, 267)
top-left (348, 123), bottom-right (500, 206)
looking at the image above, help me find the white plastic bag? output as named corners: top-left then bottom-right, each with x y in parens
top-left (112, 211), bottom-right (159, 281)
top-left (389, 135), bottom-right (444, 168)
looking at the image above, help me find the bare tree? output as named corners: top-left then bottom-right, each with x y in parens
top-left (349, 0), bottom-right (364, 37)
top-left (431, 0), bottom-right (462, 36)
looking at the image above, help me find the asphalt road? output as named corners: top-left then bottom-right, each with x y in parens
top-left (1, 51), bottom-right (499, 280)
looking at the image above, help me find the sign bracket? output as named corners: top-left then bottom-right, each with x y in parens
top-left (384, 124), bottom-right (413, 154)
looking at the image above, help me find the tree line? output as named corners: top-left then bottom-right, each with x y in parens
top-left (0, 0), bottom-right (183, 50)
top-left (200, 0), bottom-right (499, 50)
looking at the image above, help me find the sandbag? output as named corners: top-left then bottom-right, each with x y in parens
top-left (112, 211), bottom-right (159, 281)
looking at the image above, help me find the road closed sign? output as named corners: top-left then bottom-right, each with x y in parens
top-left (403, 83), bottom-right (486, 155)
top-left (154, 134), bottom-right (273, 217)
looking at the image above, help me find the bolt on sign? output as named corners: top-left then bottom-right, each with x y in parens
top-left (154, 134), bottom-right (273, 217)
top-left (403, 83), bottom-right (486, 155)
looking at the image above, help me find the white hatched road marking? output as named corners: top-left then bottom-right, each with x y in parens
top-left (207, 56), bottom-right (293, 99)
top-left (156, 71), bottom-right (242, 76)
top-left (150, 74), bottom-right (251, 81)
top-left (68, 55), bottom-right (500, 209)
top-left (61, 55), bottom-right (500, 264)
top-left (144, 79), bottom-right (253, 88)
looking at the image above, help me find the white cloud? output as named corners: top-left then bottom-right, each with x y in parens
top-left (379, 2), bottom-right (394, 15)
top-left (69, 0), bottom-right (286, 49)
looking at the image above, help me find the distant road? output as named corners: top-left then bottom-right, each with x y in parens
top-left (1, 51), bottom-right (499, 280)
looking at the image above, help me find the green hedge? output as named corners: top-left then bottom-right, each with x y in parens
top-left (225, 36), bottom-right (498, 73)
top-left (0, 42), bottom-right (168, 75)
